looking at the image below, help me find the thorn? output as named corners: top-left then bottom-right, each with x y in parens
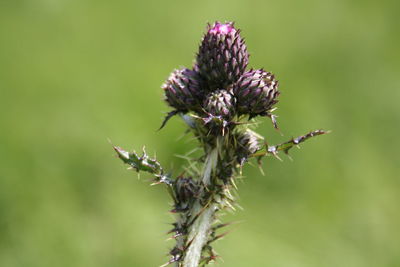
top-left (159, 262), bottom-right (169, 267)
top-left (272, 152), bottom-right (283, 161)
top-left (184, 235), bottom-right (195, 249)
top-left (235, 202), bottom-right (244, 211)
top-left (204, 254), bottom-right (220, 264)
top-left (212, 221), bottom-right (240, 230)
top-left (142, 146), bottom-right (147, 157)
top-left (158, 110), bottom-right (180, 131)
top-left (225, 199), bottom-right (236, 211)
top-left (230, 177), bottom-right (238, 190)
top-left (113, 146), bottom-right (130, 161)
top-left (208, 231), bottom-right (231, 244)
top-left (166, 232), bottom-right (184, 241)
top-left (187, 201), bottom-right (210, 226)
top-left (257, 157), bottom-right (265, 176)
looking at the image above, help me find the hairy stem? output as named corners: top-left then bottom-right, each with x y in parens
top-left (182, 147), bottom-right (219, 267)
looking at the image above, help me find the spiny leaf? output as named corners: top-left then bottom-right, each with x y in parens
top-left (252, 129), bottom-right (330, 158)
top-left (113, 146), bottom-right (163, 175)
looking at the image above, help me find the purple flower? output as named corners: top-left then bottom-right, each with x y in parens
top-left (233, 69), bottom-right (280, 117)
top-left (162, 68), bottom-right (203, 112)
top-left (195, 22), bottom-right (249, 91)
top-left (208, 22), bottom-right (236, 35)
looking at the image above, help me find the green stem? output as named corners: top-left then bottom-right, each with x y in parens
top-left (182, 147), bottom-right (219, 267)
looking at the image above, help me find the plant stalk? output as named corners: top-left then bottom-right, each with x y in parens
top-left (181, 147), bottom-right (219, 267)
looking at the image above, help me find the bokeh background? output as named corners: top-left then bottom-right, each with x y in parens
top-left (1, 0), bottom-right (399, 266)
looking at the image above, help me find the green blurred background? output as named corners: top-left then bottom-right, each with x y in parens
top-left (1, 0), bottom-right (399, 266)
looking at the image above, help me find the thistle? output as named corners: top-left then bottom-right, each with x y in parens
top-left (114, 21), bottom-right (328, 267)
top-left (195, 22), bottom-right (248, 91)
top-left (163, 68), bottom-right (203, 112)
top-left (233, 69), bottom-right (280, 118)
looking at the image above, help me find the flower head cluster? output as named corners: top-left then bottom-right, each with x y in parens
top-left (162, 21), bottom-right (280, 131)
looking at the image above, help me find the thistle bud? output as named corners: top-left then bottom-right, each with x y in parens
top-left (236, 129), bottom-right (263, 165)
top-left (204, 89), bottom-right (235, 118)
top-left (233, 69), bottom-right (280, 117)
top-left (195, 22), bottom-right (249, 90)
top-left (174, 177), bottom-right (199, 211)
top-left (162, 68), bottom-right (203, 112)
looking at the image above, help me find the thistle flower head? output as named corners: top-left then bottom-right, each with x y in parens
top-left (233, 69), bottom-right (280, 117)
top-left (204, 89), bottom-right (235, 118)
top-left (162, 68), bottom-right (203, 112)
top-left (195, 21), bottom-right (249, 91)
top-left (236, 129), bottom-right (263, 165)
